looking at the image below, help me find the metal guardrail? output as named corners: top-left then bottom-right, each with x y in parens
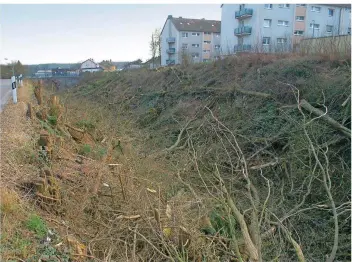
top-left (234, 26), bottom-right (252, 35)
top-left (235, 8), bottom-right (253, 19)
top-left (166, 37), bottom-right (176, 43)
top-left (166, 60), bottom-right (175, 65)
top-left (234, 44), bottom-right (252, 52)
top-left (167, 48), bottom-right (176, 54)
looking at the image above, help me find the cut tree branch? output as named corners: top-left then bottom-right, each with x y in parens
top-left (299, 99), bottom-right (351, 138)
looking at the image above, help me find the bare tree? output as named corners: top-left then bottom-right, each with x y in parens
top-left (149, 28), bottom-right (161, 69)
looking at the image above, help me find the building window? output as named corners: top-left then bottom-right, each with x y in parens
top-left (192, 44), bottom-right (200, 47)
top-left (311, 6), bottom-right (321, 12)
top-left (278, 20), bottom-right (289, 26)
top-left (328, 9), bottom-right (334, 16)
top-left (326, 25), bottom-right (333, 33)
top-left (294, 30), bottom-right (304, 35)
top-left (348, 27), bottom-right (351, 35)
top-left (277, 38), bottom-right (287, 44)
top-left (214, 45), bottom-right (220, 49)
top-left (192, 53), bottom-right (199, 58)
top-left (262, 37), bottom-right (271, 45)
top-left (203, 50), bottom-right (210, 53)
top-left (182, 32), bottom-right (188, 37)
top-left (204, 41), bottom-right (211, 44)
top-left (278, 4), bottom-right (290, 8)
top-left (296, 16), bottom-right (304, 21)
top-left (263, 19), bottom-right (272, 27)
top-left (191, 32), bottom-right (200, 36)
top-left (264, 4), bottom-right (273, 9)
top-left (310, 23), bottom-right (320, 29)
top-left (182, 43), bottom-right (188, 49)
top-left (204, 32), bottom-right (211, 35)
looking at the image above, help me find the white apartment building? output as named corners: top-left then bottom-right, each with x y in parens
top-left (221, 4), bottom-right (351, 54)
top-left (161, 15), bottom-right (221, 66)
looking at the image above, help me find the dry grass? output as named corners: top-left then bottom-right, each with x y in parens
top-left (51, 94), bottom-right (213, 261)
top-left (59, 54), bottom-right (350, 261)
top-left (1, 54), bottom-right (350, 261)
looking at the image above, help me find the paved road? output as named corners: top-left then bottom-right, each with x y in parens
top-left (0, 79), bottom-right (12, 112)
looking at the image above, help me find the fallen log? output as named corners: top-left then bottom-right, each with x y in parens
top-left (65, 124), bottom-right (85, 141)
top-left (165, 119), bottom-right (193, 151)
top-left (299, 99), bottom-right (351, 138)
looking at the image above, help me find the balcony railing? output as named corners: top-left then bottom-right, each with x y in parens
top-left (166, 37), bottom-right (176, 43)
top-left (234, 44), bottom-right (252, 52)
top-left (166, 59), bottom-right (175, 65)
top-left (166, 48), bottom-right (176, 54)
top-left (235, 8), bottom-right (253, 19)
top-left (234, 26), bottom-right (252, 36)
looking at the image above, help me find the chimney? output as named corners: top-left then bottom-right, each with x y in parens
top-left (168, 15), bottom-right (172, 19)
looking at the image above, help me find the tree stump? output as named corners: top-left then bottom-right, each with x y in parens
top-left (27, 102), bottom-right (34, 119)
top-left (34, 85), bottom-right (42, 105)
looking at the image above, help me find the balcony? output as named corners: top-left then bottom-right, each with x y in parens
top-left (235, 8), bottom-right (253, 19)
top-left (166, 59), bottom-right (175, 65)
top-left (234, 44), bottom-right (252, 52)
top-left (166, 37), bottom-right (176, 43)
top-left (166, 48), bottom-right (176, 54)
top-left (234, 26), bottom-right (252, 36)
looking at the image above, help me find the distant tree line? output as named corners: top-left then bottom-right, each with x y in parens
top-left (0, 60), bottom-right (27, 79)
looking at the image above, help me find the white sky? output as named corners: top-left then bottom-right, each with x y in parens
top-left (0, 4), bottom-right (221, 64)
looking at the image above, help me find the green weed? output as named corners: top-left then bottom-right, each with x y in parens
top-left (25, 215), bottom-right (47, 238)
top-left (79, 144), bottom-right (91, 155)
top-left (76, 119), bottom-right (96, 131)
top-left (47, 115), bottom-right (57, 126)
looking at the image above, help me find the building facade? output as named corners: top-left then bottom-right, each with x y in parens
top-left (221, 4), bottom-right (351, 55)
top-left (161, 15), bottom-right (221, 66)
top-left (34, 70), bottom-right (52, 78)
top-left (80, 59), bottom-right (103, 73)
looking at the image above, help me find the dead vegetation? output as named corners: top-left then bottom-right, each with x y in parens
top-left (1, 54), bottom-right (351, 261)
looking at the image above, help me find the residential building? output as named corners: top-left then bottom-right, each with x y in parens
top-left (220, 4), bottom-right (351, 54)
top-left (161, 15), bottom-right (221, 66)
top-left (100, 60), bottom-right (117, 72)
top-left (80, 59), bottom-right (103, 73)
top-left (52, 68), bottom-right (66, 76)
top-left (34, 70), bottom-right (52, 78)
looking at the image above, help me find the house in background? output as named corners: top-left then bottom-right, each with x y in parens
top-left (52, 67), bottom-right (70, 76)
top-left (100, 60), bottom-right (117, 72)
top-left (34, 70), bottom-right (52, 78)
top-left (123, 59), bottom-right (143, 70)
top-left (161, 15), bottom-right (221, 66)
top-left (220, 4), bottom-right (351, 55)
top-left (80, 59), bottom-right (103, 73)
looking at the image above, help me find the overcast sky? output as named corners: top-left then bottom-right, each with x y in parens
top-left (0, 4), bottom-right (221, 64)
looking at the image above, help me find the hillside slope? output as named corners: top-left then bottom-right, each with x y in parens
top-left (64, 54), bottom-right (350, 261)
top-left (1, 54), bottom-right (349, 262)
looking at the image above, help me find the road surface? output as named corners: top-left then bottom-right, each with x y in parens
top-left (0, 79), bottom-right (12, 112)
